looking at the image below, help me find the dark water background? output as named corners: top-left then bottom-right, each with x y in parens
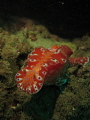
top-left (0, 0), bottom-right (90, 38)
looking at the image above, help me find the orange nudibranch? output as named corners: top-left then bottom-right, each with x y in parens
top-left (15, 45), bottom-right (89, 94)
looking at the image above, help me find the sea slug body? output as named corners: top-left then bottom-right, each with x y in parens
top-left (15, 45), bottom-right (89, 94)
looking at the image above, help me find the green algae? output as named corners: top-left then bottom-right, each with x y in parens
top-left (0, 17), bottom-right (90, 120)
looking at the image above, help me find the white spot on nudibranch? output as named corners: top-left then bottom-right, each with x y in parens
top-left (40, 47), bottom-right (45, 52)
top-left (80, 59), bottom-right (83, 62)
top-left (51, 59), bottom-right (59, 64)
top-left (42, 63), bottom-right (48, 67)
top-left (37, 76), bottom-right (43, 80)
top-left (29, 58), bottom-right (36, 62)
top-left (38, 83), bottom-right (43, 86)
top-left (17, 83), bottom-right (22, 87)
top-left (61, 58), bottom-right (66, 63)
top-left (48, 48), bottom-right (52, 51)
top-left (33, 84), bottom-right (39, 91)
top-left (26, 86), bottom-right (31, 93)
top-left (19, 87), bottom-right (23, 90)
top-left (83, 57), bottom-right (89, 65)
top-left (54, 49), bottom-right (61, 54)
top-left (25, 69), bottom-right (30, 72)
top-left (30, 65), bottom-right (34, 68)
top-left (16, 73), bottom-right (21, 76)
top-left (42, 71), bottom-right (47, 75)
top-left (29, 53), bottom-right (38, 56)
top-left (16, 78), bottom-right (22, 81)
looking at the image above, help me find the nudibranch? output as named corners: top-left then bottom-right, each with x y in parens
top-left (15, 45), bottom-right (89, 94)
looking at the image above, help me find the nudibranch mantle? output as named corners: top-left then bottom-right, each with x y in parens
top-left (15, 45), bottom-right (89, 94)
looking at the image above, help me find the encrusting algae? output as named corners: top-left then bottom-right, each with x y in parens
top-left (0, 17), bottom-right (90, 120)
